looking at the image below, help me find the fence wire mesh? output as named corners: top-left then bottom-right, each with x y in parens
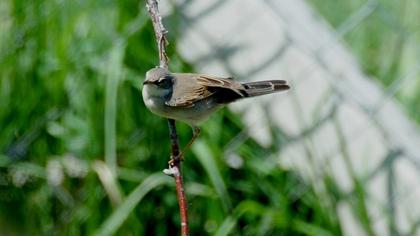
top-left (173, 0), bottom-right (420, 235)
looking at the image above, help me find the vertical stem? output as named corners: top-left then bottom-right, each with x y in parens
top-left (168, 119), bottom-right (188, 236)
top-left (174, 166), bottom-right (189, 236)
top-left (146, 1), bottom-right (189, 235)
top-left (168, 119), bottom-right (180, 157)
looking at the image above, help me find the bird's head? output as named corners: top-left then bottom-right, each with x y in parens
top-left (142, 67), bottom-right (174, 98)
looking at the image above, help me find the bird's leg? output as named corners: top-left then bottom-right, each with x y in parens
top-left (169, 126), bottom-right (200, 166)
top-left (180, 126), bottom-right (201, 158)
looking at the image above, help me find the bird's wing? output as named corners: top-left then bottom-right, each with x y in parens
top-left (165, 74), bottom-right (245, 107)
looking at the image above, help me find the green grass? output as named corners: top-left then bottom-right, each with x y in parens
top-left (0, 1), bottom-right (343, 235)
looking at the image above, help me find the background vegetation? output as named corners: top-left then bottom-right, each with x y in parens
top-left (308, 0), bottom-right (420, 123)
top-left (0, 0), bottom-right (418, 235)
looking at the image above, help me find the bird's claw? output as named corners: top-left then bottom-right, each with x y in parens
top-left (168, 154), bottom-right (184, 167)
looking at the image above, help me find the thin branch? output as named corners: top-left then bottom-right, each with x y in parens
top-left (146, 0), bottom-right (169, 68)
top-left (145, 1), bottom-right (189, 235)
top-left (166, 120), bottom-right (189, 236)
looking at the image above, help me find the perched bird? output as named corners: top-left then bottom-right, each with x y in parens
top-left (142, 67), bottom-right (290, 160)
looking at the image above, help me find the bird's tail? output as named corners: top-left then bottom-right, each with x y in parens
top-left (242, 80), bottom-right (290, 97)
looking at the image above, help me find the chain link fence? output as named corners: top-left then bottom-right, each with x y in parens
top-left (170, 0), bottom-right (420, 235)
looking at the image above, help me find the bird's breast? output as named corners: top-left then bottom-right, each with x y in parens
top-left (142, 86), bottom-right (223, 125)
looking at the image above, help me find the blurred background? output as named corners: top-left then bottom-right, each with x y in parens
top-left (1, 0), bottom-right (419, 235)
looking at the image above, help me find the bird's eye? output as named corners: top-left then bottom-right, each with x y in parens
top-left (156, 76), bottom-right (172, 89)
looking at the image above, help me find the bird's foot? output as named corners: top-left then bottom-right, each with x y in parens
top-left (168, 154), bottom-right (184, 167)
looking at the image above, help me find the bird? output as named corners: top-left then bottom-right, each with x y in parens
top-left (142, 67), bottom-right (290, 162)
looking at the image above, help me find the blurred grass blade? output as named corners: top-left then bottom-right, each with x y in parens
top-left (215, 200), bottom-right (265, 236)
top-left (92, 160), bottom-right (124, 207)
top-left (293, 220), bottom-right (335, 236)
top-left (123, 8), bottom-right (149, 37)
top-left (215, 216), bottom-right (236, 236)
top-left (0, 155), bottom-right (11, 167)
top-left (192, 140), bottom-right (232, 212)
top-left (104, 41), bottom-right (124, 175)
top-left (94, 173), bottom-right (172, 236)
top-left (185, 182), bottom-right (217, 198)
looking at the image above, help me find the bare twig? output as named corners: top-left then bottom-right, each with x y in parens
top-left (145, 1), bottom-right (189, 235)
top-left (146, 0), bottom-right (169, 69)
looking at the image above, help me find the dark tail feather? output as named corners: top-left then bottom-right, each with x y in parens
top-left (242, 80), bottom-right (290, 97)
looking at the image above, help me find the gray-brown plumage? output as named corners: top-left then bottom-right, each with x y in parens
top-left (166, 74), bottom-right (289, 107)
top-left (142, 67), bottom-right (290, 159)
top-left (143, 67), bottom-right (289, 125)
